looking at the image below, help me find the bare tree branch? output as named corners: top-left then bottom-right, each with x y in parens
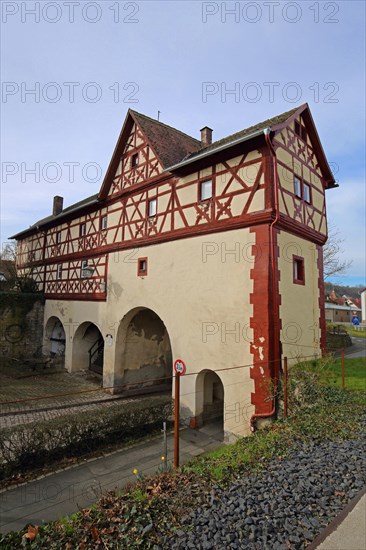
top-left (323, 224), bottom-right (352, 279)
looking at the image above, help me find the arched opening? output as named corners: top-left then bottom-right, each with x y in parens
top-left (115, 307), bottom-right (172, 395)
top-left (72, 322), bottom-right (104, 374)
top-left (195, 370), bottom-right (224, 430)
top-left (44, 316), bottom-right (66, 368)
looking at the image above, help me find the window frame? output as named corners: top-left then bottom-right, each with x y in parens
top-left (131, 153), bottom-right (139, 169)
top-left (79, 223), bottom-right (86, 237)
top-left (199, 178), bottom-right (213, 202)
top-left (294, 176), bottom-right (302, 198)
top-left (56, 230), bottom-right (62, 244)
top-left (303, 181), bottom-right (312, 204)
top-left (56, 263), bottom-right (63, 280)
top-left (137, 257), bottom-right (148, 277)
top-left (81, 259), bottom-right (88, 279)
top-left (100, 215), bottom-right (107, 231)
top-left (293, 255), bottom-right (305, 285)
top-left (147, 197), bottom-right (157, 218)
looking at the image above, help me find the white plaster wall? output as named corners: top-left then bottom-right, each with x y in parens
top-left (43, 227), bottom-right (256, 438)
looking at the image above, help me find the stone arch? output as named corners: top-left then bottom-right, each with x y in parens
top-left (44, 316), bottom-right (66, 367)
top-left (195, 370), bottom-right (224, 428)
top-left (72, 321), bottom-right (104, 374)
top-left (115, 307), bottom-right (173, 395)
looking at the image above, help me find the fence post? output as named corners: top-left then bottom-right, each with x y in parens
top-left (342, 349), bottom-right (345, 389)
top-left (174, 373), bottom-right (180, 468)
top-left (283, 356), bottom-right (288, 419)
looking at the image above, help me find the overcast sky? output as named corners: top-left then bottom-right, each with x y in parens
top-left (1, 0), bottom-right (365, 286)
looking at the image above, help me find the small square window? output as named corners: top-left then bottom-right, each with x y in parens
top-left (131, 153), bottom-right (139, 168)
top-left (294, 176), bottom-right (301, 198)
top-left (148, 198), bottom-right (157, 218)
top-left (200, 179), bottom-right (212, 201)
top-left (101, 215), bottom-right (107, 231)
top-left (56, 231), bottom-right (62, 244)
top-left (293, 256), bottom-right (305, 285)
top-left (137, 257), bottom-right (148, 276)
top-left (79, 223), bottom-right (86, 237)
top-left (303, 182), bottom-right (311, 204)
top-left (57, 264), bottom-right (62, 280)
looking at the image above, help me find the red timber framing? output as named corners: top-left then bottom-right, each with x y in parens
top-left (317, 244), bottom-right (327, 352)
top-left (249, 225), bottom-right (281, 423)
top-left (14, 104), bottom-right (334, 309)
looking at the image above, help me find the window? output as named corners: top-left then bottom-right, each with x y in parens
top-left (137, 257), bottom-right (148, 276)
top-left (131, 153), bottom-right (139, 168)
top-left (81, 260), bottom-right (88, 278)
top-left (79, 223), bottom-right (86, 237)
top-left (303, 182), bottom-right (311, 204)
top-left (148, 198), bottom-right (157, 218)
top-left (294, 120), bottom-right (307, 142)
top-left (56, 231), bottom-right (62, 244)
top-left (200, 179), bottom-right (212, 201)
top-left (293, 256), bottom-right (305, 285)
top-left (57, 264), bottom-right (62, 280)
top-left (294, 176), bottom-right (301, 198)
top-left (101, 215), bottom-right (107, 231)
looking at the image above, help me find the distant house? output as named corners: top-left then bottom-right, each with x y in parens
top-left (361, 289), bottom-right (366, 323)
top-left (325, 302), bottom-right (362, 323)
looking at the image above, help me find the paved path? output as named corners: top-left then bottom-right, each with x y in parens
top-left (345, 337), bottom-right (366, 358)
top-left (0, 423), bottom-right (224, 535)
top-left (310, 490), bottom-right (366, 550)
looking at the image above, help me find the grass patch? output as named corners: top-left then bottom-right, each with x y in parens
top-left (304, 357), bottom-right (366, 392)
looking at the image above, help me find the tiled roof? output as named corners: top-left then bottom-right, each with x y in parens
top-left (185, 106), bottom-right (299, 161)
top-left (131, 111), bottom-right (201, 168)
top-left (10, 194), bottom-right (99, 239)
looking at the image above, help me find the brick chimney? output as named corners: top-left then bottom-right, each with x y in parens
top-left (53, 196), bottom-right (63, 216)
top-left (200, 126), bottom-right (213, 147)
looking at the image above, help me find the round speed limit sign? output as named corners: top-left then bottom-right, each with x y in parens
top-left (174, 359), bottom-right (186, 375)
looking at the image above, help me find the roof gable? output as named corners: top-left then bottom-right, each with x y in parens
top-left (98, 110), bottom-right (200, 199)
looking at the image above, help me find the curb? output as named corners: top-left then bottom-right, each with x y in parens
top-left (306, 486), bottom-right (366, 550)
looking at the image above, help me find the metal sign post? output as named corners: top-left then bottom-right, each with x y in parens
top-left (173, 359), bottom-right (186, 468)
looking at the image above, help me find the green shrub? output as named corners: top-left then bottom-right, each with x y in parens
top-left (0, 396), bottom-right (173, 479)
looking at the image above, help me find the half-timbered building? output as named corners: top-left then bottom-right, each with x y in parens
top-left (11, 103), bottom-right (335, 439)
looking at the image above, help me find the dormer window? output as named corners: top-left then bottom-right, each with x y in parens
top-left (131, 153), bottom-right (139, 168)
top-left (200, 179), bottom-right (213, 201)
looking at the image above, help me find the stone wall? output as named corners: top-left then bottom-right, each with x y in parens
top-left (0, 293), bottom-right (45, 361)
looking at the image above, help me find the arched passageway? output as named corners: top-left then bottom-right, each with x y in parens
top-left (195, 370), bottom-right (224, 429)
top-left (72, 322), bottom-right (104, 374)
top-left (115, 307), bottom-right (172, 395)
top-left (44, 316), bottom-right (66, 367)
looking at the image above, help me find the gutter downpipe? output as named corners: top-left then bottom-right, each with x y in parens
top-left (250, 128), bottom-right (280, 432)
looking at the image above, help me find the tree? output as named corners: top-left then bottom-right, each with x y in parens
top-left (323, 224), bottom-right (352, 279)
top-left (0, 240), bottom-right (38, 293)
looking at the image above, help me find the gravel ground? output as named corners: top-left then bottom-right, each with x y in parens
top-left (167, 434), bottom-right (366, 550)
